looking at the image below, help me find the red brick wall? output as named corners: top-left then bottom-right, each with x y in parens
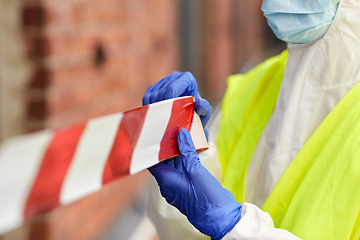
top-left (16, 0), bottom-right (179, 239)
top-left (23, 0), bottom-right (179, 131)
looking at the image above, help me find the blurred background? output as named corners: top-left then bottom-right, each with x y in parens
top-left (0, 0), bottom-right (285, 239)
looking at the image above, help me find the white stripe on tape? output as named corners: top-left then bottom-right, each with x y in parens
top-left (60, 113), bottom-right (123, 205)
top-left (130, 100), bottom-right (173, 174)
top-left (189, 112), bottom-right (208, 150)
top-left (0, 130), bottom-right (53, 233)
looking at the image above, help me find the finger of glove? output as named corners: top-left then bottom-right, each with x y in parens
top-left (194, 98), bottom-right (212, 127)
top-left (143, 71), bottom-right (202, 106)
top-left (143, 71), bottom-right (182, 105)
top-left (172, 156), bottom-right (183, 172)
top-left (147, 72), bottom-right (185, 104)
top-left (143, 73), bottom-right (175, 105)
top-left (150, 71), bottom-right (184, 98)
top-left (177, 128), bottom-right (201, 173)
top-left (204, 128), bottom-right (209, 142)
top-left (148, 161), bottom-right (179, 185)
top-left (163, 72), bottom-right (201, 100)
top-left (163, 80), bottom-right (195, 100)
top-left (162, 158), bottom-right (175, 167)
top-left (161, 157), bottom-right (182, 173)
top-left (149, 161), bottom-right (184, 207)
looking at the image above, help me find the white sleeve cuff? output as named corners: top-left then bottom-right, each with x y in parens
top-left (222, 203), bottom-right (302, 240)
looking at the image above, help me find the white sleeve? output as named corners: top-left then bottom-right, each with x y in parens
top-left (222, 203), bottom-right (302, 240)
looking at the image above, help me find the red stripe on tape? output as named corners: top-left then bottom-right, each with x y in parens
top-left (103, 105), bottom-right (149, 183)
top-left (23, 123), bottom-right (86, 218)
top-left (158, 98), bottom-right (194, 161)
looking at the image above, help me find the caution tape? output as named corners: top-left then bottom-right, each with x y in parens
top-left (0, 96), bottom-right (208, 234)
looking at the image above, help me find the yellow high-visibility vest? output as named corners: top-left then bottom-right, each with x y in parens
top-left (218, 50), bottom-right (288, 204)
top-left (218, 50), bottom-right (360, 239)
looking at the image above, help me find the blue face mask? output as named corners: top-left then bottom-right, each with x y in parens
top-left (262, 0), bottom-right (340, 44)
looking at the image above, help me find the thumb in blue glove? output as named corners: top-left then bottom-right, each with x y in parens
top-left (149, 129), bottom-right (242, 239)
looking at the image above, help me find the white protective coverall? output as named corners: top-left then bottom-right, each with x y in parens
top-left (147, 0), bottom-right (360, 238)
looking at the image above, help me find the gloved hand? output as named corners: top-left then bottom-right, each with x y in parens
top-left (149, 129), bottom-right (242, 239)
top-left (143, 71), bottom-right (212, 128)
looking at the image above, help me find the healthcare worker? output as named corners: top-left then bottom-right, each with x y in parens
top-left (144, 0), bottom-right (360, 239)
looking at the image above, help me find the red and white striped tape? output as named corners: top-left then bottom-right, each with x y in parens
top-left (0, 97), bottom-right (208, 234)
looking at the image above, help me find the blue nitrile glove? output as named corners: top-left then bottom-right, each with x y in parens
top-left (149, 129), bottom-right (242, 239)
top-left (143, 71), bottom-right (212, 128)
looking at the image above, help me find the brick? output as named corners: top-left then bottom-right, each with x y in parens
top-left (29, 217), bottom-right (50, 240)
top-left (25, 120), bottom-right (47, 134)
top-left (69, 1), bottom-right (126, 25)
top-left (46, 74), bottom-right (127, 118)
top-left (27, 99), bottom-right (47, 120)
top-left (28, 68), bottom-right (51, 89)
top-left (22, 5), bottom-right (46, 27)
top-left (23, 36), bottom-right (49, 58)
top-left (23, 4), bottom-right (74, 27)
